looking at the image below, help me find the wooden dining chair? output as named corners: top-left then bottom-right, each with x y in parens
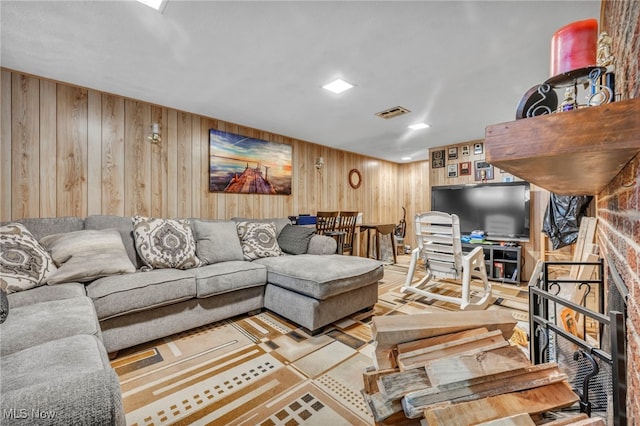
top-left (336, 211), bottom-right (359, 255)
top-left (315, 211), bottom-right (338, 235)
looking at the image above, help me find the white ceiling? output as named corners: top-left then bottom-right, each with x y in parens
top-left (1, 0), bottom-right (601, 163)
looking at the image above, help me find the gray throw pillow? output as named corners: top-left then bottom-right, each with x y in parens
top-left (277, 224), bottom-right (315, 255)
top-left (41, 229), bottom-right (137, 284)
top-left (192, 220), bottom-right (244, 264)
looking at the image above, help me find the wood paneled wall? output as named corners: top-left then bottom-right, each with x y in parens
top-left (1, 69), bottom-right (403, 227)
top-left (1, 68), bottom-right (546, 279)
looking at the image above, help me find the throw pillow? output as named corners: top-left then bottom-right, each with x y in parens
top-left (236, 221), bottom-right (283, 261)
top-left (277, 224), bottom-right (315, 255)
top-left (41, 229), bottom-right (136, 284)
top-left (0, 223), bottom-right (57, 293)
top-left (231, 217), bottom-right (290, 236)
top-left (133, 216), bottom-right (202, 270)
top-left (192, 219), bottom-right (244, 264)
top-left (0, 287), bottom-right (9, 323)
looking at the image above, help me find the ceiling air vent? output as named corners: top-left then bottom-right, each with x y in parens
top-left (375, 106), bottom-right (411, 119)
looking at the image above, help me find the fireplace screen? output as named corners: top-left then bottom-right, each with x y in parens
top-left (529, 259), bottom-right (627, 425)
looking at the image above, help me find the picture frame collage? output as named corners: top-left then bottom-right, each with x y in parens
top-left (432, 142), bottom-right (492, 181)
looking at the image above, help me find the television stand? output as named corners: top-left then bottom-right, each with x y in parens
top-left (462, 242), bottom-right (522, 284)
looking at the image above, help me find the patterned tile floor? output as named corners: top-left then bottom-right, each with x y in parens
top-left (112, 259), bottom-right (529, 426)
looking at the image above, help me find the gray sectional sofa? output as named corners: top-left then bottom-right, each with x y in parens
top-left (0, 215), bottom-right (383, 425)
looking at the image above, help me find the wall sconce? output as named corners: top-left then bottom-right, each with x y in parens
top-left (315, 157), bottom-right (324, 170)
top-left (148, 122), bottom-right (161, 144)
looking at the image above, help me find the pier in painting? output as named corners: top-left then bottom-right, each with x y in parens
top-left (223, 163), bottom-right (276, 194)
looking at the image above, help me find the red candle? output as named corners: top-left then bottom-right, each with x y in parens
top-left (550, 18), bottom-right (598, 77)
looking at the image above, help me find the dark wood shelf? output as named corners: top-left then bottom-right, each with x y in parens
top-left (484, 97), bottom-right (640, 195)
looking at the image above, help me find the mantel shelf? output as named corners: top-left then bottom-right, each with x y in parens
top-left (484, 97), bottom-right (640, 195)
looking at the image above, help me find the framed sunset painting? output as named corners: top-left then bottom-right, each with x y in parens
top-left (209, 129), bottom-right (292, 195)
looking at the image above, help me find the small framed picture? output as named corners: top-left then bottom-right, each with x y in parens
top-left (474, 160), bottom-right (494, 181)
top-left (459, 161), bottom-right (471, 176)
top-left (447, 164), bottom-right (458, 178)
top-left (461, 145), bottom-right (470, 156)
top-left (431, 150), bottom-right (445, 168)
top-left (448, 147), bottom-right (458, 160)
top-left (474, 143), bottom-right (484, 155)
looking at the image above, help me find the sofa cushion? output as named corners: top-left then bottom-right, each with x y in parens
top-left (7, 282), bottom-right (86, 308)
top-left (0, 368), bottom-right (125, 426)
top-left (254, 254), bottom-right (383, 300)
top-left (86, 269), bottom-right (196, 320)
top-left (0, 296), bottom-right (101, 356)
top-left (85, 214), bottom-right (143, 269)
top-left (277, 224), bottom-right (315, 255)
top-left (1, 223), bottom-right (58, 293)
top-left (191, 261), bottom-right (267, 298)
top-left (236, 221), bottom-right (283, 260)
top-left (192, 219), bottom-right (244, 264)
top-left (40, 229), bottom-right (136, 285)
top-left (1, 334), bottom-right (110, 393)
top-left (133, 216), bottom-right (202, 270)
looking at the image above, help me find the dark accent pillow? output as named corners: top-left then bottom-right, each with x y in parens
top-left (0, 288), bottom-right (8, 324)
top-left (277, 224), bottom-right (316, 255)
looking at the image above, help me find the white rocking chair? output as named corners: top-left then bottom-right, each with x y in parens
top-left (400, 211), bottom-right (492, 310)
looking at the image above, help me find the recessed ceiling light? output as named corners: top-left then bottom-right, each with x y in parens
top-left (136, 0), bottom-right (167, 12)
top-left (401, 156), bottom-right (412, 161)
top-left (408, 123), bottom-right (430, 130)
top-left (322, 79), bottom-right (354, 94)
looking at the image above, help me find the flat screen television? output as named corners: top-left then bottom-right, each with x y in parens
top-left (431, 181), bottom-right (531, 242)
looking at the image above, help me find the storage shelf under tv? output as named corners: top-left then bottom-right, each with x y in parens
top-left (463, 243), bottom-right (522, 284)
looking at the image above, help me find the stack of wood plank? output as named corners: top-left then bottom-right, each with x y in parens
top-left (362, 311), bottom-right (605, 425)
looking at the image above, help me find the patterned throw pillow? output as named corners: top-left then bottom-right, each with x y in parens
top-left (236, 221), bottom-right (283, 260)
top-left (0, 223), bottom-right (57, 293)
top-left (133, 216), bottom-right (202, 270)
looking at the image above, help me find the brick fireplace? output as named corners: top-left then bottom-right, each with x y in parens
top-left (598, 0), bottom-right (639, 420)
